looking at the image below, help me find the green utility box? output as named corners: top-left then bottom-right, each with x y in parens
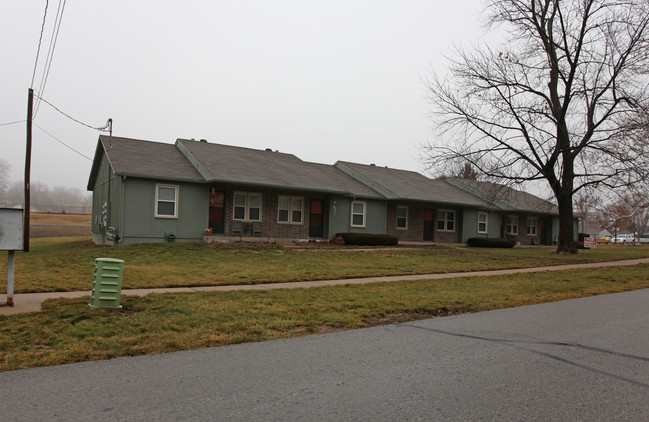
top-left (89, 258), bottom-right (124, 310)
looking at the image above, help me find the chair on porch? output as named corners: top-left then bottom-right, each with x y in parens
top-left (231, 220), bottom-right (243, 237)
top-left (252, 221), bottom-right (263, 237)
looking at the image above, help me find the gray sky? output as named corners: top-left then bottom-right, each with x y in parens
top-left (1, 0), bottom-right (491, 193)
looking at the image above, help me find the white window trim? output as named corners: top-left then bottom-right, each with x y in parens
top-left (507, 215), bottom-right (519, 235)
top-left (154, 184), bottom-right (179, 219)
top-left (477, 211), bottom-right (488, 234)
top-left (526, 217), bottom-right (538, 236)
top-left (351, 200), bottom-right (367, 228)
top-left (437, 209), bottom-right (456, 232)
top-left (277, 195), bottom-right (304, 224)
top-left (396, 205), bottom-right (408, 229)
top-left (233, 192), bottom-right (263, 221)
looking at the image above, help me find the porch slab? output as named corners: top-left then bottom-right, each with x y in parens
top-left (202, 235), bottom-right (313, 245)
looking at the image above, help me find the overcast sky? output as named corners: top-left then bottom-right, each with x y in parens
top-left (1, 0), bottom-right (492, 194)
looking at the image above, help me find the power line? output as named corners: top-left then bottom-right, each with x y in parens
top-left (33, 123), bottom-right (93, 161)
top-left (36, 94), bottom-right (112, 132)
top-left (0, 120), bottom-right (25, 128)
top-left (34, 0), bottom-right (67, 118)
top-left (31, 0), bottom-right (49, 89)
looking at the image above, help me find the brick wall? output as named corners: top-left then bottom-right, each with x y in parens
top-left (516, 214), bottom-right (539, 245)
top-left (223, 189), bottom-right (311, 239)
top-left (261, 193), bottom-right (310, 239)
top-left (434, 229), bottom-right (459, 243)
top-left (386, 204), bottom-right (425, 242)
top-left (386, 204), bottom-right (460, 243)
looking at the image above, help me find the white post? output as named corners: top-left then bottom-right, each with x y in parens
top-left (6, 250), bottom-right (14, 306)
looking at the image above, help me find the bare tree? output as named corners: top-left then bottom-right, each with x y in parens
top-left (599, 201), bottom-right (633, 238)
top-left (423, 0), bottom-right (649, 253)
top-left (598, 185), bottom-right (649, 240)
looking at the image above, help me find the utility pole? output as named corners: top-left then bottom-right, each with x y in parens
top-left (24, 88), bottom-right (33, 252)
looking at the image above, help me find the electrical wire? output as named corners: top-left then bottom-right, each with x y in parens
top-left (0, 120), bottom-right (26, 127)
top-left (36, 94), bottom-right (112, 132)
top-left (33, 123), bottom-right (93, 161)
top-left (31, 0), bottom-right (49, 89)
top-left (33, 0), bottom-right (67, 118)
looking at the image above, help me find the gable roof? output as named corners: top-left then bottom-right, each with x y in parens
top-left (176, 139), bottom-right (383, 198)
top-left (87, 136), bottom-right (381, 198)
top-left (445, 178), bottom-right (559, 214)
top-left (87, 135), bottom-right (559, 215)
top-left (87, 136), bottom-right (204, 189)
top-left (334, 161), bottom-right (493, 208)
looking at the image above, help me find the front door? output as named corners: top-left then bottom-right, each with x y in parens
top-left (309, 199), bottom-right (325, 238)
top-left (423, 209), bottom-right (435, 241)
top-left (539, 218), bottom-right (548, 245)
top-left (209, 190), bottom-right (225, 235)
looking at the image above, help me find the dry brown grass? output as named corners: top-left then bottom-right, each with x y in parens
top-left (30, 213), bottom-right (91, 226)
top-left (2, 263), bottom-right (648, 372)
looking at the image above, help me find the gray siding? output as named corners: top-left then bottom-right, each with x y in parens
top-left (118, 178), bottom-right (208, 245)
top-left (327, 197), bottom-right (387, 236)
top-left (91, 154), bottom-right (123, 245)
top-left (460, 209), bottom-right (502, 242)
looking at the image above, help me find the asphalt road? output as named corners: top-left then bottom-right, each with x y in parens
top-left (2, 289), bottom-right (648, 421)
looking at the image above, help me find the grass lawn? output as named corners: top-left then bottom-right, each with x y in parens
top-left (1, 238), bottom-right (648, 293)
top-left (1, 263), bottom-right (648, 372)
top-left (30, 213), bottom-right (92, 226)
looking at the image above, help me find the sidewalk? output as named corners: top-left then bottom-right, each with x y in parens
top-left (2, 258), bottom-right (648, 315)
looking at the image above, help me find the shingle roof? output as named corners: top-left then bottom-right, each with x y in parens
top-left (87, 136), bottom-right (557, 214)
top-left (177, 139), bottom-right (382, 198)
top-left (445, 178), bottom-right (559, 214)
top-left (334, 161), bottom-right (493, 207)
top-left (87, 136), bottom-right (204, 189)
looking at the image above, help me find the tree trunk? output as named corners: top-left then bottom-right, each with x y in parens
top-left (556, 188), bottom-right (577, 254)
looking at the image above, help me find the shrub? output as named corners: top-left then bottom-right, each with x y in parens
top-left (467, 237), bottom-right (516, 248)
top-left (334, 233), bottom-right (399, 246)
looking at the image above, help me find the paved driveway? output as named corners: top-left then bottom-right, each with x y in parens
top-left (1, 289), bottom-right (648, 421)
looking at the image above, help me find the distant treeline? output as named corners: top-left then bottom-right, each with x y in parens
top-left (0, 180), bottom-right (91, 214)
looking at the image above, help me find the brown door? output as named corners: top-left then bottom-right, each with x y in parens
top-left (209, 190), bottom-right (225, 235)
top-left (309, 199), bottom-right (325, 238)
top-left (539, 218), bottom-right (547, 245)
top-left (423, 209), bottom-right (434, 241)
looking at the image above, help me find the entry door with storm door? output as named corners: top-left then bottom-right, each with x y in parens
top-left (309, 199), bottom-right (325, 238)
top-left (209, 190), bottom-right (225, 235)
top-left (423, 209), bottom-right (435, 241)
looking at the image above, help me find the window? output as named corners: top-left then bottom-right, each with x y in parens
top-left (351, 201), bottom-right (366, 227)
top-left (437, 209), bottom-right (455, 231)
top-left (233, 192), bottom-right (262, 221)
top-left (526, 217), bottom-right (538, 236)
top-left (507, 215), bottom-right (519, 235)
top-left (155, 184), bottom-right (178, 218)
top-left (278, 196), bottom-right (303, 224)
top-left (478, 212), bottom-right (488, 234)
top-left (396, 206), bottom-right (408, 229)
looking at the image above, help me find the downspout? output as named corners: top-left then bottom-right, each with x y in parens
top-left (106, 161), bottom-right (111, 243)
top-left (119, 176), bottom-right (126, 243)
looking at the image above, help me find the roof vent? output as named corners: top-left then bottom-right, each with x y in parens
top-left (265, 148), bottom-right (273, 152)
top-left (200, 139), bottom-right (207, 143)
top-left (370, 163), bottom-right (376, 166)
